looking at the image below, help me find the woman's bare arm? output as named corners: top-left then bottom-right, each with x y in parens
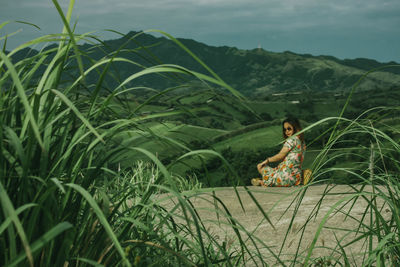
top-left (260, 146), bottom-right (290, 166)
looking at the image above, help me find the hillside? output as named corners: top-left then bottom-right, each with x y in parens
top-left (98, 31), bottom-right (400, 96)
top-left (6, 30), bottom-right (400, 187)
top-left (10, 31), bottom-right (400, 97)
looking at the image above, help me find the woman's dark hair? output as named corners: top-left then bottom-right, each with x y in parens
top-left (282, 117), bottom-right (304, 142)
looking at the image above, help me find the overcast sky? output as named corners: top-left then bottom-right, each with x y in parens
top-left (1, 0), bottom-right (399, 63)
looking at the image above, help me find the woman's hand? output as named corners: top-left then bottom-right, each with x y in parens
top-left (257, 158), bottom-right (269, 174)
top-left (258, 158), bottom-right (269, 168)
top-left (257, 162), bottom-right (264, 169)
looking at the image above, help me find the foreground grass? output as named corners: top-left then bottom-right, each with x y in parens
top-left (0, 1), bottom-right (254, 265)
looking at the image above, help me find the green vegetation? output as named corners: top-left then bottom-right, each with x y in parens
top-left (0, 2), bottom-right (246, 265)
top-left (1, 1), bottom-right (400, 266)
top-left (11, 25), bottom-right (400, 99)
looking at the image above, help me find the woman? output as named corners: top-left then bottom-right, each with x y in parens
top-left (252, 118), bottom-right (306, 187)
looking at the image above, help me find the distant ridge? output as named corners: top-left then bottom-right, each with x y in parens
top-left (9, 30), bottom-right (400, 96)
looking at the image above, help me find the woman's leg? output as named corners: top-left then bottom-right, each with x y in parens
top-left (252, 163), bottom-right (266, 186)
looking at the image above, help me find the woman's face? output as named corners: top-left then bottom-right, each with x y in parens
top-left (283, 122), bottom-right (295, 137)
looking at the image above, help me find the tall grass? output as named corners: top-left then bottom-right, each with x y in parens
top-left (1, 1), bottom-right (400, 266)
top-left (277, 100), bottom-right (400, 264)
top-left (0, 1), bottom-right (264, 266)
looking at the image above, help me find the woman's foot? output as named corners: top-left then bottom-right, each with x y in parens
top-left (251, 178), bottom-right (261, 186)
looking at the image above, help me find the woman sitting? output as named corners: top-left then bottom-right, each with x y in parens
top-left (252, 117), bottom-right (306, 187)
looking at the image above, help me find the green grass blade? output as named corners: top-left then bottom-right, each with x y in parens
top-left (4, 126), bottom-right (27, 172)
top-left (243, 186), bottom-right (276, 230)
top-left (51, 0), bottom-right (85, 80)
top-left (0, 182), bottom-right (34, 267)
top-left (14, 20), bottom-right (41, 30)
top-left (66, 183), bottom-right (131, 267)
top-left (50, 89), bottom-right (104, 143)
top-left (74, 258), bottom-right (105, 267)
top-left (0, 204), bottom-right (37, 235)
top-left (0, 51), bottom-right (44, 149)
top-left (8, 222), bottom-right (73, 267)
top-left (303, 193), bottom-right (363, 266)
top-left (0, 21), bottom-right (11, 30)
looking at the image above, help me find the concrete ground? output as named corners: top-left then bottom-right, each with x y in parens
top-left (158, 184), bottom-right (389, 266)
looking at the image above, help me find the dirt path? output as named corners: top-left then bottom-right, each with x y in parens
top-left (159, 184), bottom-right (388, 266)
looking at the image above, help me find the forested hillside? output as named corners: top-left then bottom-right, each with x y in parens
top-left (11, 30), bottom-right (400, 97)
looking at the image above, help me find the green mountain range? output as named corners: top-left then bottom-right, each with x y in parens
top-left (11, 30), bottom-right (400, 97)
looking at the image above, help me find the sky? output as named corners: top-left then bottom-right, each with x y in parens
top-left (1, 0), bottom-right (399, 63)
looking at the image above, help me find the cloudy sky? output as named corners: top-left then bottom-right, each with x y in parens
top-left (1, 0), bottom-right (399, 63)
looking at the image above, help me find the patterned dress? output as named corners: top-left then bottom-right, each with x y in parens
top-left (261, 135), bottom-right (305, 187)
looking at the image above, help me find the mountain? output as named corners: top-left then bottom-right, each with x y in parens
top-left (9, 31), bottom-right (400, 97)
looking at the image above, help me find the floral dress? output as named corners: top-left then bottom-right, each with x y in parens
top-left (261, 136), bottom-right (305, 187)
